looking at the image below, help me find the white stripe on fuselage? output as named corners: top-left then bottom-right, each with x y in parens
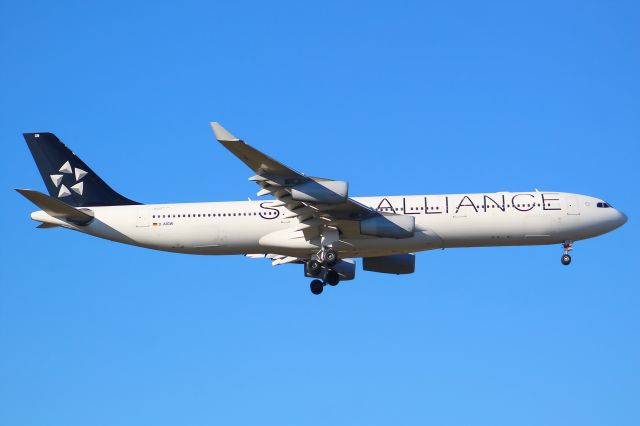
top-left (35, 191), bottom-right (626, 258)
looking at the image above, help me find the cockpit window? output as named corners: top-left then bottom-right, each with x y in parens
top-left (597, 202), bottom-right (613, 208)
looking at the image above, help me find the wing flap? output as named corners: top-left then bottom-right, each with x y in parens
top-left (244, 253), bottom-right (303, 266)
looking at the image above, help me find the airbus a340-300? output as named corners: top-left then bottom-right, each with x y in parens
top-left (17, 123), bottom-right (627, 294)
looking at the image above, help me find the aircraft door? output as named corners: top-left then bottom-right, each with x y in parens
top-left (565, 195), bottom-right (581, 216)
top-left (136, 208), bottom-right (150, 227)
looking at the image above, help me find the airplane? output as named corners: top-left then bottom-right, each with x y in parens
top-left (16, 123), bottom-right (627, 295)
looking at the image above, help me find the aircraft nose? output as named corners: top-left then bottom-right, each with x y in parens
top-left (612, 209), bottom-right (628, 228)
top-left (614, 209), bottom-right (628, 228)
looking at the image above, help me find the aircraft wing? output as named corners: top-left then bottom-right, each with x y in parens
top-left (211, 122), bottom-right (416, 240)
top-left (210, 122), bottom-right (386, 234)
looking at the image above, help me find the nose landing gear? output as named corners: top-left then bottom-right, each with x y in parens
top-left (561, 241), bottom-right (573, 265)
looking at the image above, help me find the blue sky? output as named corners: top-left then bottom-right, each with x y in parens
top-left (1, 1), bottom-right (639, 425)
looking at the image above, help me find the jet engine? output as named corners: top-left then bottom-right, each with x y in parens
top-left (363, 253), bottom-right (415, 274)
top-left (360, 214), bottom-right (415, 238)
top-left (291, 179), bottom-right (348, 204)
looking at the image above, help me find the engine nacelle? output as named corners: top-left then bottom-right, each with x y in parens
top-left (291, 180), bottom-right (348, 204)
top-left (304, 259), bottom-right (356, 281)
top-left (333, 258), bottom-right (356, 280)
top-left (363, 253), bottom-right (415, 274)
top-left (360, 214), bottom-right (415, 238)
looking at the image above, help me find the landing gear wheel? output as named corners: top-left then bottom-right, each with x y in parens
top-left (310, 279), bottom-right (324, 295)
top-left (323, 249), bottom-right (338, 266)
top-left (307, 260), bottom-right (322, 277)
top-left (561, 241), bottom-right (573, 266)
top-left (325, 269), bottom-right (340, 286)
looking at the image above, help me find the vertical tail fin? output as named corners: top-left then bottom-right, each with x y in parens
top-left (23, 132), bottom-right (139, 207)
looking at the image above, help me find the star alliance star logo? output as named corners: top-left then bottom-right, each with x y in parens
top-left (49, 161), bottom-right (87, 198)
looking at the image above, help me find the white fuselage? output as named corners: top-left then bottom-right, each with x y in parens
top-left (31, 191), bottom-right (627, 258)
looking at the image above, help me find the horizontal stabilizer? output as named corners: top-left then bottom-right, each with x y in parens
top-left (16, 189), bottom-right (94, 225)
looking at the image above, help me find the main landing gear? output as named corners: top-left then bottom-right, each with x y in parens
top-left (561, 241), bottom-right (573, 265)
top-left (306, 248), bottom-right (341, 295)
top-left (307, 259), bottom-right (322, 277)
top-left (323, 249), bottom-right (338, 266)
top-left (310, 279), bottom-right (324, 295)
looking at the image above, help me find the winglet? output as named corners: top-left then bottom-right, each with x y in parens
top-left (210, 122), bottom-right (239, 142)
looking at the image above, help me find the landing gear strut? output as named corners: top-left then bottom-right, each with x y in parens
top-left (561, 241), bottom-right (573, 265)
